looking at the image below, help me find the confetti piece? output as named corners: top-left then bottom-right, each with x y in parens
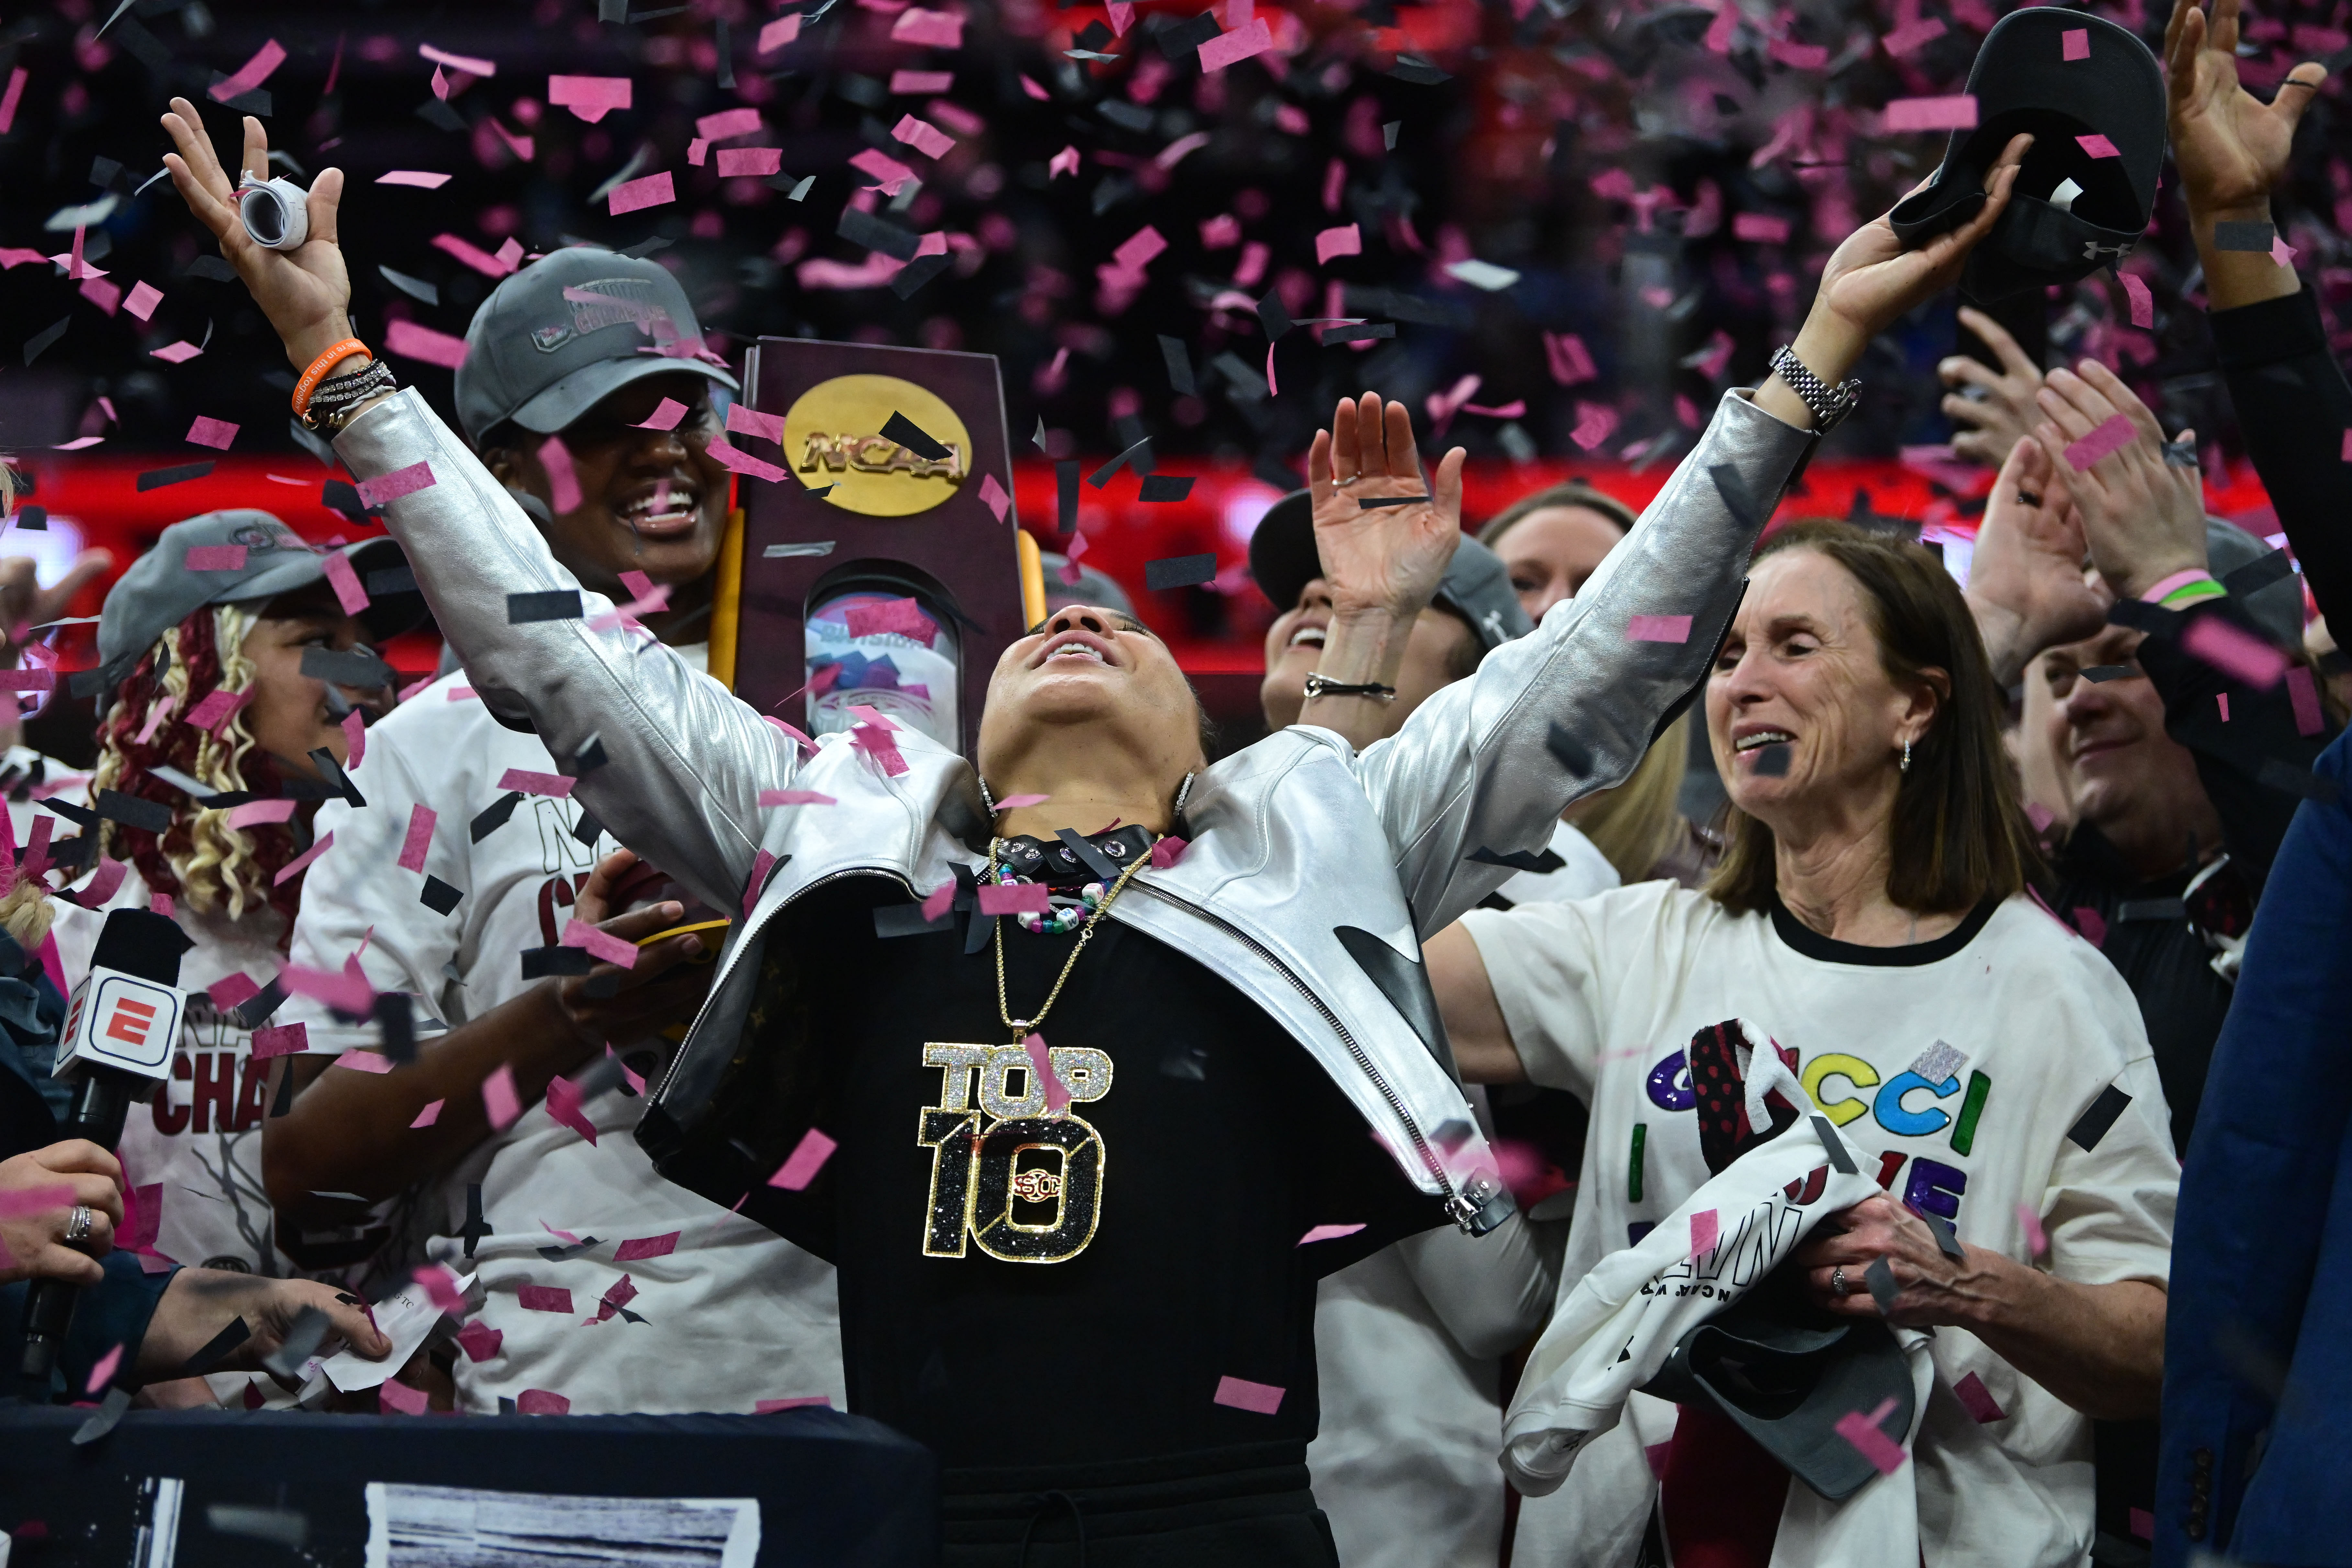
top-left (892, 69), bottom-right (955, 92)
top-left (355, 461), bottom-right (438, 509)
top-left (770, 1126), bottom-right (838, 1190)
top-left (2213, 221), bottom-right (2275, 252)
top-left (1316, 224), bottom-right (1363, 265)
top-left (608, 171), bottom-right (676, 216)
top-left (225, 799), bottom-right (298, 829)
top-left (2016, 1201), bottom-right (2050, 1259)
top-left (1864, 1255), bottom-right (1899, 1315)
top-left (759, 789), bottom-right (837, 808)
top-left (543, 1071), bottom-right (599, 1145)
top-left (1446, 259), bottom-right (1521, 291)
top-left (1732, 213), bottom-right (1791, 243)
top-left (536, 435), bottom-right (583, 514)
top-left (977, 882), bottom-right (1053, 915)
top-left (0, 67), bottom-right (23, 136)
top-left (1146, 554), bottom-right (1218, 591)
top-left (745, 847), bottom-right (779, 917)
top-left (1689, 1208), bottom-right (1719, 1257)
top-left (334, 1050), bottom-right (394, 1074)
top-left (319, 551), bottom-right (370, 617)
top-left (1298, 1223), bottom-right (1366, 1245)
top-left (382, 319), bottom-right (468, 370)
top-left (891, 7), bottom-right (965, 46)
top-left (432, 233), bottom-right (515, 277)
top-left (995, 793), bottom-right (1051, 810)
top-left (2061, 413), bottom-right (2137, 471)
top-left (390, 803), bottom-right (438, 874)
top-left (1149, 835), bottom-right (1189, 869)
top-left (978, 472), bottom-right (1012, 522)
top-left (707, 439), bottom-right (790, 482)
top-left (517, 1285), bottom-right (572, 1314)
top-left (548, 74), bottom-right (632, 123)
top-left (1213, 1375), bottom-right (1285, 1414)
top-left (2287, 665), bottom-right (2324, 735)
top-left (637, 398), bottom-right (689, 432)
top-left (483, 1063), bottom-right (522, 1130)
top-left (496, 768), bottom-right (576, 797)
top-left (893, 114), bottom-right (956, 159)
top-left (561, 919), bottom-right (639, 968)
top-left (2061, 27), bottom-right (2089, 59)
top-left (516, 1388), bottom-right (570, 1415)
top-left (410, 1099), bottom-right (444, 1128)
top-left (85, 1342), bottom-right (123, 1396)
top-left (2076, 134), bottom-right (2121, 159)
top-left (1197, 17), bottom-right (1272, 70)
top-left (1883, 95), bottom-right (1977, 131)
top-left (184, 544), bottom-right (248, 572)
top-left (2119, 273), bottom-right (2153, 329)
top-left (137, 461), bottom-right (214, 489)
top-left (2181, 614), bottom-right (2289, 689)
top-left (185, 416), bottom-right (240, 451)
top-left (1953, 1371), bottom-right (2005, 1422)
top-left (208, 38), bottom-right (286, 104)
top-left (716, 146), bottom-right (782, 178)
top-left (613, 1232), bottom-right (681, 1263)
top-left (250, 1022), bottom-right (309, 1060)
top-left (757, 14), bottom-right (801, 52)
top-left (1834, 1400), bottom-right (1908, 1475)
top-left (270, 831), bottom-right (333, 888)
top-left (377, 170), bottom-right (453, 189)
top-left (1627, 614), bottom-right (1693, 643)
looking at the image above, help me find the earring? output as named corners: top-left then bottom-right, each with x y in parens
top-left (1173, 771), bottom-right (1196, 820)
top-left (978, 776), bottom-right (998, 815)
top-left (1900, 740), bottom-right (1911, 774)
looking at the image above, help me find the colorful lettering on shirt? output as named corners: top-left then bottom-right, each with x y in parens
top-left (1645, 1051), bottom-right (1695, 1112)
top-left (1800, 1052), bottom-right (1879, 1126)
top-left (918, 1041), bottom-right (1114, 1263)
top-left (152, 1049), bottom-right (270, 1135)
top-left (1628, 1123), bottom-right (1646, 1203)
top-left (1875, 1150), bottom-right (1906, 1191)
top-left (1902, 1156), bottom-right (1968, 1225)
top-left (1873, 1070), bottom-right (1962, 1137)
top-left (1949, 1070), bottom-right (1993, 1156)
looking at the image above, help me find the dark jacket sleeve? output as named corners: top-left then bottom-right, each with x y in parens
top-left (2137, 593), bottom-right (2335, 878)
top-left (2210, 286), bottom-right (2352, 636)
top-left (2156, 728), bottom-right (2352, 1567)
top-left (0, 1252), bottom-right (176, 1399)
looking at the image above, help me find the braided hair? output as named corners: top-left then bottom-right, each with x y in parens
top-left (87, 602), bottom-right (304, 935)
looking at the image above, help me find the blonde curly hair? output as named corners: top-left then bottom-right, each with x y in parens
top-left (91, 602), bottom-right (300, 924)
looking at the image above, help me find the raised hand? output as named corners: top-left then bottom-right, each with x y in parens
top-left (1814, 134), bottom-right (2034, 350)
top-left (1305, 393), bottom-right (1464, 621)
top-left (1965, 436), bottom-right (2109, 685)
top-left (1940, 307), bottom-right (2046, 469)
top-left (157, 98), bottom-right (355, 370)
top-left (2165, 0), bottom-right (2327, 220)
top-left (2032, 361), bottom-right (2209, 602)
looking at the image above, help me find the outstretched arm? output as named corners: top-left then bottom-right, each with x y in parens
top-left (158, 103), bottom-right (790, 910)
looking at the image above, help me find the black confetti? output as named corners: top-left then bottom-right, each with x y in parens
top-left (136, 461), bottom-right (215, 491)
top-left (23, 317), bottom-right (69, 367)
top-left (2212, 220), bottom-right (2276, 252)
top-left (94, 788), bottom-right (171, 834)
top-left (1753, 743), bottom-right (1792, 777)
top-left (1145, 553), bottom-right (1218, 591)
top-left (875, 902), bottom-right (953, 938)
top-left (1811, 1114), bottom-right (1857, 1174)
top-left (521, 946), bottom-right (595, 978)
top-left (366, 564), bottom-right (420, 596)
top-left (1091, 437), bottom-right (1152, 490)
top-left (71, 1386), bottom-right (132, 1446)
top-left (880, 410), bottom-right (949, 461)
top-left (1358, 493), bottom-right (1428, 508)
top-left (420, 875), bottom-right (463, 915)
top-left (179, 1315), bottom-right (253, 1378)
top-left (2080, 665), bottom-right (2136, 684)
top-left (1159, 335), bottom-right (1196, 397)
top-left (836, 205), bottom-right (920, 261)
top-left (1056, 460), bottom-right (1081, 536)
top-left (1256, 290), bottom-right (1293, 340)
top-left (1864, 1255), bottom-right (1899, 1316)
top-left (470, 790), bottom-right (526, 842)
top-left (889, 252), bottom-right (952, 299)
top-left (259, 1306), bottom-right (330, 1380)
top-left (374, 991), bottom-right (416, 1065)
top-left (1138, 474), bottom-right (1195, 503)
top-left (1466, 845), bottom-right (1567, 874)
top-left (508, 590), bottom-right (584, 623)
top-left (2066, 1084), bottom-right (2133, 1151)
top-left (1322, 323), bottom-right (1396, 345)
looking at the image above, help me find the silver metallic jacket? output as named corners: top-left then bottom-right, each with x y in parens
top-left (336, 388), bottom-right (1813, 1234)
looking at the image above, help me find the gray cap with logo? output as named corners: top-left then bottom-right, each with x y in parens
top-left (452, 246), bottom-right (740, 445)
top-left (1248, 489), bottom-right (1533, 653)
top-left (86, 511), bottom-right (423, 694)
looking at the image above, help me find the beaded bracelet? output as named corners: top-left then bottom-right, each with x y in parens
top-left (291, 337), bottom-right (372, 418)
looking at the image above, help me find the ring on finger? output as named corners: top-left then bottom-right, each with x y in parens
top-left (63, 1204), bottom-right (93, 1247)
top-left (2016, 490), bottom-right (2042, 507)
top-left (1831, 1264), bottom-right (1848, 1298)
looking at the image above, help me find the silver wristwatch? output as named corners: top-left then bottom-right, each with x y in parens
top-left (1768, 344), bottom-right (1861, 434)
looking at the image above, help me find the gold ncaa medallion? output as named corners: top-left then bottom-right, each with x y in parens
top-left (783, 374), bottom-right (971, 518)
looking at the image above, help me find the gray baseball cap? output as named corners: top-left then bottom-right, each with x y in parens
top-left (453, 246), bottom-right (739, 445)
top-left (2204, 517), bottom-right (2304, 648)
top-left (1249, 489), bottom-right (1534, 653)
top-left (88, 511), bottom-right (424, 693)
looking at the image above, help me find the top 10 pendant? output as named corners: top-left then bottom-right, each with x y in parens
top-left (916, 1039), bottom-right (1114, 1263)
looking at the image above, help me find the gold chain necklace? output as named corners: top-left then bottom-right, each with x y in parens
top-left (989, 835), bottom-right (1149, 1046)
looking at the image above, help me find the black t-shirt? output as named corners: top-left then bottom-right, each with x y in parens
top-left (752, 877), bottom-right (1442, 1481)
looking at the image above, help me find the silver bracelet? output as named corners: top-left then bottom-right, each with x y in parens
top-left (1304, 674), bottom-right (1396, 702)
top-left (1768, 344), bottom-right (1860, 434)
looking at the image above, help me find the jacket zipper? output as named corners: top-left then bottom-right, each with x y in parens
top-left (1127, 880), bottom-right (1488, 1227)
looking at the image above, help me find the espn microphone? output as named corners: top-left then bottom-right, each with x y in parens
top-left (20, 908), bottom-right (191, 1386)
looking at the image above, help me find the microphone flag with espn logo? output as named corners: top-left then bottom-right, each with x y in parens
top-left (57, 908), bottom-right (192, 1092)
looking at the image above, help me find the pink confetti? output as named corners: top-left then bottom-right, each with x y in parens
top-left (516, 1388), bottom-right (570, 1415)
top-left (517, 1285), bottom-right (573, 1314)
top-left (2181, 614), bottom-right (2290, 689)
top-left (413, 1263), bottom-right (468, 1315)
top-left (608, 172), bottom-right (676, 216)
top-left (2131, 1507), bottom-right (2155, 1542)
top-left (341, 708), bottom-right (367, 770)
top-left (1048, 145), bottom-right (1081, 180)
top-left (1198, 17), bottom-right (1273, 70)
top-left (745, 848), bottom-right (779, 917)
top-left (120, 280), bottom-right (165, 326)
top-left (891, 7), bottom-right (965, 46)
top-left (225, 799), bottom-right (298, 829)
top-left (419, 41), bottom-right (496, 76)
top-left (976, 471), bottom-right (1012, 523)
top-left (1297, 1223), bottom-right (1367, 1245)
top-left (334, 1050), bottom-right (394, 1074)
top-left (0, 1183), bottom-right (74, 1221)
top-left (2061, 27), bottom-right (2090, 58)
top-left (1571, 402), bottom-right (1620, 451)
top-left (757, 1395), bottom-right (831, 1412)
top-left (2017, 1201), bottom-right (2049, 1260)
top-left (2120, 273), bottom-right (2153, 329)
top-left (411, 1099), bottom-right (444, 1128)
top-left (1316, 224), bottom-right (1363, 265)
top-left (384, 319), bottom-right (468, 369)
top-left (769, 1126), bottom-right (839, 1190)
top-left (378, 1378), bottom-right (430, 1415)
top-left (1213, 1375), bottom-right (1286, 1414)
top-left (1883, 95), bottom-right (1978, 132)
top-left (431, 233), bottom-right (515, 277)
top-left (2076, 134), bottom-right (2121, 160)
top-left (543, 1071), bottom-right (599, 1145)
top-left (637, 398), bottom-right (688, 431)
top-left (392, 803), bottom-right (437, 873)
top-left (377, 171), bottom-right (453, 189)
top-left (1024, 1031), bottom-right (1071, 1113)
top-left (758, 789), bottom-right (836, 807)
top-left (2288, 666), bottom-right (2325, 735)
top-left (1733, 213), bottom-right (1791, 243)
top-left (707, 438), bottom-right (790, 483)
top-left (757, 14), bottom-right (802, 52)
top-left (1544, 331), bottom-right (1598, 386)
top-left (615, 1231), bottom-right (680, 1261)
top-left (696, 106), bottom-right (763, 140)
top-left (844, 596), bottom-right (938, 645)
top-left (977, 882), bottom-right (1053, 915)
top-left (1149, 835), bottom-right (1189, 869)
top-left (356, 460), bottom-right (438, 509)
top-left (497, 768), bottom-right (575, 797)
top-left (561, 919), bottom-right (640, 968)
top-left (185, 416), bottom-right (239, 450)
top-left (1834, 1400), bottom-right (1908, 1475)
top-left (184, 544), bottom-right (248, 571)
top-left (1628, 614), bottom-right (1694, 643)
top-left (894, 114), bottom-right (956, 159)
top-left (483, 1063), bottom-right (523, 1131)
top-left (1953, 1371), bottom-right (2005, 1423)
top-left (85, 1342), bottom-right (123, 1396)
top-left (317, 551), bottom-right (369, 617)
top-left (1689, 1208), bottom-right (1719, 1257)
top-left (716, 146), bottom-right (782, 178)
top-left (150, 341), bottom-right (205, 364)
top-left (2061, 412), bottom-right (2137, 471)
top-left (725, 404), bottom-right (785, 444)
top-left (1881, 17), bottom-right (1946, 53)
top-left (207, 972), bottom-right (261, 1011)
top-left (548, 74), bottom-right (632, 123)
top-left (1114, 225), bottom-right (1169, 273)
top-left (536, 435), bottom-right (583, 514)
top-left (0, 68), bottom-right (24, 136)
top-left (892, 69), bottom-right (954, 92)
top-left (208, 38), bottom-right (286, 103)
top-left (2341, 430), bottom-right (2352, 463)
top-left (251, 1022), bottom-right (310, 1060)
top-left (995, 793), bottom-right (1051, 809)
top-left (455, 1322), bottom-right (503, 1362)
top-left (272, 830), bottom-right (334, 887)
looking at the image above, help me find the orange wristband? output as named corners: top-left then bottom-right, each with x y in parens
top-left (292, 338), bottom-right (372, 418)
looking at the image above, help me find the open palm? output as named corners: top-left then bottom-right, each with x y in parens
top-left (158, 97), bottom-right (355, 368)
top-left (2165, 0), bottom-right (2327, 214)
top-left (1306, 393), bottom-right (1465, 620)
top-left (1816, 133), bottom-right (2033, 342)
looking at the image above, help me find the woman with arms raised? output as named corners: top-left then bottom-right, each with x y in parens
top-left (163, 104), bottom-right (2022, 1565)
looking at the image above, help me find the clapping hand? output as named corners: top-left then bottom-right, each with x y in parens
top-left (1306, 393), bottom-right (1463, 622)
top-left (2033, 362), bottom-right (2208, 602)
top-left (1966, 437), bottom-right (2109, 685)
top-left (1940, 308), bottom-right (2047, 469)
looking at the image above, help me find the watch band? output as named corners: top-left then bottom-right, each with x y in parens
top-left (1303, 674), bottom-right (1397, 702)
top-left (1769, 344), bottom-right (1861, 434)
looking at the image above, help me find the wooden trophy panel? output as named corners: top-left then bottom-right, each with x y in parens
top-left (732, 338), bottom-right (1022, 760)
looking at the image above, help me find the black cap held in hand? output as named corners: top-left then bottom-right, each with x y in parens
top-left (90, 907), bottom-right (195, 986)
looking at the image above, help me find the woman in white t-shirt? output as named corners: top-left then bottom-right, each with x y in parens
top-left (1429, 523), bottom-right (2178, 1568)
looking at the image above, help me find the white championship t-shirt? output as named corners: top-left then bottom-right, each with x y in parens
top-left (1498, 820), bottom-right (1620, 906)
top-left (279, 658), bottom-right (844, 1416)
top-left (1461, 883), bottom-right (2178, 1568)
